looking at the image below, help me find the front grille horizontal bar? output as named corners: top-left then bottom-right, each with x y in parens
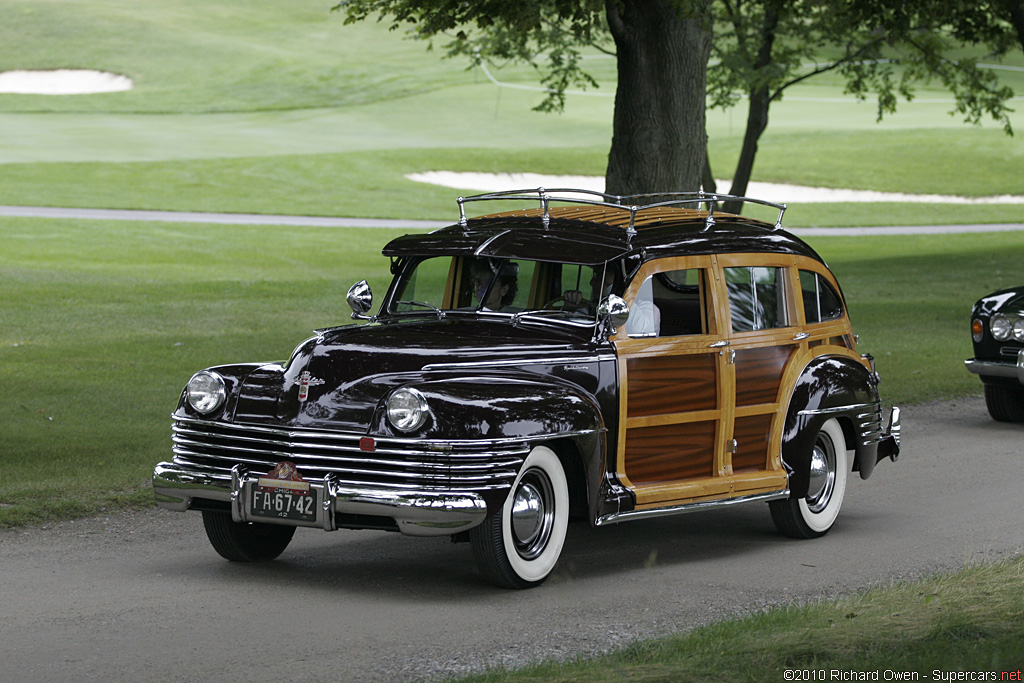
top-left (171, 418), bottom-right (528, 491)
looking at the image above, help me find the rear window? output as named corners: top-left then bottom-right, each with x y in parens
top-left (799, 271), bottom-right (843, 323)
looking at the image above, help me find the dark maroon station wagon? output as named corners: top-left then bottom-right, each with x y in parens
top-left (154, 189), bottom-right (901, 588)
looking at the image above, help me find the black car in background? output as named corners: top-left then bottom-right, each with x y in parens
top-left (154, 188), bottom-right (901, 588)
top-left (966, 286), bottom-right (1024, 422)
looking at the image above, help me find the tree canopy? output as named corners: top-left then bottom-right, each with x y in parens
top-left (335, 0), bottom-right (1019, 203)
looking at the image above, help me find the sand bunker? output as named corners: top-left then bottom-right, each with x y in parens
top-left (407, 171), bottom-right (1024, 204)
top-left (0, 69), bottom-right (133, 95)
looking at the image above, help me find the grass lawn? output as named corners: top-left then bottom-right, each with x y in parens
top-left (445, 556), bottom-right (1024, 682)
top-left (2, 219), bottom-right (1021, 528)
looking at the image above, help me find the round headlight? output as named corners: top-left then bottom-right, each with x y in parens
top-left (1014, 319), bottom-right (1024, 343)
top-left (186, 371), bottom-right (227, 414)
top-left (991, 314), bottom-right (1012, 341)
top-left (387, 387), bottom-right (429, 432)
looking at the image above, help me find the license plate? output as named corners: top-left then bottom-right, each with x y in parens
top-left (248, 464), bottom-right (318, 523)
top-left (250, 483), bottom-right (318, 522)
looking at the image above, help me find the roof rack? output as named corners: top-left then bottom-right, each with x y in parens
top-left (456, 187), bottom-right (787, 239)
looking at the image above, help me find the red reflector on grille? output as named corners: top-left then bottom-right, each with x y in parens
top-left (359, 437), bottom-right (375, 452)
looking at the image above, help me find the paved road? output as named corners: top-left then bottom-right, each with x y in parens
top-left (1, 398), bottom-right (1022, 682)
top-left (1, 204), bottom-right (1022, 235)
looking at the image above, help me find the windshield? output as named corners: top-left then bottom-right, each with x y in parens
top-left (387, 256), bottom-right (612, 323)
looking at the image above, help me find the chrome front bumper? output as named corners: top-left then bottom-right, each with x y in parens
top-left (153, 461), bottom-right (488, 537)
top-left (965, 351), bottom-right (1024, 385)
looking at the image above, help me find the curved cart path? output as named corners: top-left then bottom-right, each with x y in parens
top-left (1, 398), bottom-right (1022, 682)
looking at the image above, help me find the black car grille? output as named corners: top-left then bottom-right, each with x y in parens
top-left (171, 418), bottom-right (527, 491)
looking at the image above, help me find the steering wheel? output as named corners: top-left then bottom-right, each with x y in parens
top-left (543, 296), bottom-right (594, 311)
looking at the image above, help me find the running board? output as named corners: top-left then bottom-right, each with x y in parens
top-left (595, 488), bottom-right (790, 527)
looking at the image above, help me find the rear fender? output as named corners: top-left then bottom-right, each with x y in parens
top-left (782, 356), bottom-right (880, 497)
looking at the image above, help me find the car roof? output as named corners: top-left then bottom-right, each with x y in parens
top-left (383, 204), bottom-right (825, 267)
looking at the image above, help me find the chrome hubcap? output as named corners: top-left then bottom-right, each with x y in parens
top-left (511, 469), bottom-right (554, 560)
top-left (806, 433), bottom-right (836, 513)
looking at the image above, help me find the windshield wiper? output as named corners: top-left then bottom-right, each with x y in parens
top-left (511, 309), bottom-right (595, 326)
top-left (393, 300), bottom-right (445, 319)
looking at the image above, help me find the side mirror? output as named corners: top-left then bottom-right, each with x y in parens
top-left (346, 280), bottom-right (373, 320)
top-left (598, 294), bottom-right (630, 333)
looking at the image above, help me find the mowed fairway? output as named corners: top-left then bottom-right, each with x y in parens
top-left (1, 0), bottom-right (1023, 224)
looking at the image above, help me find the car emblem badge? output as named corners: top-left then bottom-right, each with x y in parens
top-left (297, 370), bottom-right (325, 402)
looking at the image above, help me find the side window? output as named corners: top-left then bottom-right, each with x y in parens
top-left (725, 266), bottom-right (788, 332)
top-left (626, 268), bottom-right (710, 338)
top-left (799, 270), bottom-right (843, 324)
top-left (651, 269), bottom-right (708, 337)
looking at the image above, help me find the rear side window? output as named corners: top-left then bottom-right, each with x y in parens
top-left (725, 267), bottom-right (788, 332)
top-left (799, 271), bottom-right (843, 323)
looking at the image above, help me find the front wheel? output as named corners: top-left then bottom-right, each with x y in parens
top-left (470, 445), bottom-right (569, 589)
top-left (984, 384), bottom-right (1024, 422)
top-left (770, 418), bottom-right (849, 539)
top-left (201, 510), bottom-right (296, 561)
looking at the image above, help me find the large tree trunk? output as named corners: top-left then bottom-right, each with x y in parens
top-left (604, 0), bottom-right (712, 198)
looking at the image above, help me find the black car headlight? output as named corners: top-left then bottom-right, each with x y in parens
top-left (386, 387), bottom-right (429, 432)
top-left (186, 371), bottom-right (227, 414)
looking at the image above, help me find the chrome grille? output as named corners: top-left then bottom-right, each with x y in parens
top-left (171, 418), bottom-right (527, 491)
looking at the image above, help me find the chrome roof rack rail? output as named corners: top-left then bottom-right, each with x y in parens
top-left (455, 188), bottom-right (788, 234)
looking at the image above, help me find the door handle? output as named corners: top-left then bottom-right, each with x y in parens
top-left (794, 332), bottom-right (810, 341)
top-left (709, 340), bottom-right (730, 348)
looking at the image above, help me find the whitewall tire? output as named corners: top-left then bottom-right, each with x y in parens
top-left (770, 418), bottom-right (849, 539)
top-left (470, 445), bottom-right (569, 589)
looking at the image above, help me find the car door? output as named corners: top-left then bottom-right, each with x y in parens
top-left (611, 255), bottom-right (738, 508)
top-left (612, 254), bottom-right (794, 510)
top-left (717, 253), bottom-right (803, 491)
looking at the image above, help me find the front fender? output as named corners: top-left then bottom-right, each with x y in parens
top-left (782, 355), bottom-right (880, 497)
top-left (373, 376), bottom-right (605, 441)
top-left (373, 376), bottom-right (608, 523)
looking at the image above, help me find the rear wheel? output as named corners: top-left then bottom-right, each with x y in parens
top-left (201, 510), bottom-right (295, 561)
top-left (470, 445), bottom-right (569, 589)
top-left (770, 418), bottom-right (848, 539)
top-left (984, 384), bottom-right (1024, 422)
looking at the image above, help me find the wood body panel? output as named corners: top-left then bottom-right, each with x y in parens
top-left (623, 420), bottom-right (716, 484)
top-left (613, 253), bottom-right (865, 511)
top-left (625, 353), bottom-right (717, 417)
top-left (734, 345), bottom-right (795, 406)
top-left (732, 414), bottom-right (774, 471)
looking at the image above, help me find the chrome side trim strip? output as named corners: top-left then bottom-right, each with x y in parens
top-left (174, 417), bottom-right (602, 449)
top-left (422, 354), bottom-right (615, 371)
top-left (594, 489), bottom-right (790, 526)
top-left (797, 402), bottom-right (876, 417)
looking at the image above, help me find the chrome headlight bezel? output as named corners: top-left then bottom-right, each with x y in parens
top-left (1013, 319), bottom-right (1024, 343)
top-left (186, 370), bottom-right (227, 415)
top-left (386, 387), bottom-right (429, 433)
top-left (990, 314), bottom-right (1013, 341)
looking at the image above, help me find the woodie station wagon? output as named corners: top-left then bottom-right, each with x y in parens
top-left (154, 189), bottom-right (902, 588)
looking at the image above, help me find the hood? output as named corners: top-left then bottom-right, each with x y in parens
top-left (232, 318), bottom-right (593, 432)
